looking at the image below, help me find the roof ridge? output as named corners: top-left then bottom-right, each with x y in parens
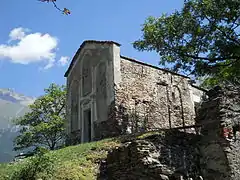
top-left (64, 40), bottom-right (121, 77)
top-left (82, 40), bottom-right (121, 46)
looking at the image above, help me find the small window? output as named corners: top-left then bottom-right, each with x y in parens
top-left (172, 92), bottom-right (176, 102)
top-left (83, 109), bottom-right (91, 143)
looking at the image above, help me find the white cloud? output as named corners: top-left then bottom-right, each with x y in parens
top-left (0, 27), bottom-right (60, 69)
top-left (58, 56), bottom-right (70, 66)
top-left (43, 59), bottom-right (55, 70)
top-left (9, 27), bottom-right (29, 41)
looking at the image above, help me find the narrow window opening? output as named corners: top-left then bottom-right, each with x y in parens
top-left (83, 109), bottom-right (91, 142)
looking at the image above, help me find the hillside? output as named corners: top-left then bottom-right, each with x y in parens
top-left (0, 89), bottom-right (35, 163)
top-left (0, 137), bottom-right (121, 180)
top-left (0, 130), bottom-right (202, 180)
top-left (0, 86), bottom-right (238, 180)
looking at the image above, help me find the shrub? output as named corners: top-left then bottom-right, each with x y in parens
top-left (10, 148), bottom-right (55, 180)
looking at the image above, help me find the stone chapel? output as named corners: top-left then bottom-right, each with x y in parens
top-left (64, 40), bottom-right (205, 144)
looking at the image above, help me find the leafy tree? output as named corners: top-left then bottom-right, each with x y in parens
top-left (14, 83), bottom-right (66, 151)
top-left (39, 0), bottom-right (71, 15)
top-left (133, 0), bottom-right (240, 87)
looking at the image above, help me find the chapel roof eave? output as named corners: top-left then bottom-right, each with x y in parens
top-left (64, 41), bottom-right (206, 93)
top-left (64, 40), bottom-right (121, 77)
top-left (120, 55), bottom-right (190, 79)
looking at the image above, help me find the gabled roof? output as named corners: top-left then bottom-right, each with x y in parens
top-left (64, 40), bottom-right (121, 77)
top-left (64, 40), bottom-right (189, 80)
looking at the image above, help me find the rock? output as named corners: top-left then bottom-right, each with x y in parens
top-left (159, 174), bottom-right (169, 180)
top-left (197, 85), bottom-right (240, 180)
top-left (97, 85), bottom-right (240, 180)
top-left (99, 132), bottom-right (201, 180)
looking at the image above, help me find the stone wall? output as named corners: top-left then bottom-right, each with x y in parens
top-left (91, 56), bottom-right (205, 140)
top-left (197, 85), bottom-right (240, 180)
top-left (96, 85), bottom-right (240, 180)
top-left (114, 57), bottom-right (200, 134)
top-left (65, 41), bottom-right (205, 144)
top-left (98, 130), bottom-right (203, 180)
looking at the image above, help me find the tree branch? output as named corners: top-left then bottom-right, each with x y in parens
top-left (56, 103), bottom-right (65, 115)
top-left (41, 133), bottom-right (52, 149)
top-left (166, 40), bottom-right (238, 63)
top-left (169, 44), bottom-right (239, 62)
top-left (182, 53), bottom-right (239, 62)
top-left (230, 15), bottom-right (240, 30)
top-left (204, 15), bottom-right (240, 45)
top-left (52, 1), bottom-right (63, 12)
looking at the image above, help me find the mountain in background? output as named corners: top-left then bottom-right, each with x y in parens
top-left (0, 89), bottom-right (35, 163)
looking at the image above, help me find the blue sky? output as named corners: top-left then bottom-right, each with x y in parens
top-left (0, 0), bottom-right (184, 97)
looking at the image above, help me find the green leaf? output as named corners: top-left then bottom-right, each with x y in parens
top-left (133, 0), bottom-right (240, 86)
top-left (14, 83), bottom-right (66, 152)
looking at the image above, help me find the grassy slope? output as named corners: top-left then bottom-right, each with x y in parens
top-left (0, 138), bottom-right (120, 180)
top-left (0, 131), bottom-right (163, 180)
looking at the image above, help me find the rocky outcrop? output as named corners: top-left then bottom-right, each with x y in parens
top-left (98, 130), bottom-right (203, 180)
top-left (197, 85), bottom-right (240, 180)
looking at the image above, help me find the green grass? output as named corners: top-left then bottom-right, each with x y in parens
top-left (0, 138), bottom-right (120, 180)
top-left (0, 163), bottom-right (15, 179)
top-left (50, 139), bottom-right (120, 180)
top-left (0, 131), bottom-right (167, 180)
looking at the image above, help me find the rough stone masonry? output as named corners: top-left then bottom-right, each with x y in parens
top-left (98, 130), bottom-right (203, 180)
top-left (64, 40), bottom-right (240, 180)
top-left (97, 85), bottom-right (240, 180)
top-left (196, 85), bottom-right (240, 180)
top-left (64, 40), bottom-right (204, 144)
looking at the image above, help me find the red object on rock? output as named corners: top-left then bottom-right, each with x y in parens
top-left (222, 127), bottom-right (233, 139)
top-left (223, 127), bottom-right (230, 138)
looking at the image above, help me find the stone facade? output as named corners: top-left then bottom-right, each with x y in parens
top-left (64, 40), bottom-right (205, 143)
top-left (97, 85), bottom-right (240, 180)
top-left (196, 85), bottom-right (240, 180)
top-left (65, 41), bottom-right (118, 143)
top-left (115, 57), bottom-right (202, 133)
